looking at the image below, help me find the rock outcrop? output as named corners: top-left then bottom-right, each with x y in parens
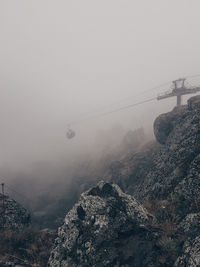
top-left (0, 194), bottom-right (30, 230)
top-left (48, 181), bottom-right (159, 267)
top-left (174, 212), bottom-right (200, 266)
top-left (141, 96), bottom-right (200, 213)
top-left (175, 236), bottom-right (200, 267)
top-left (49, 95), bottom-right (200, 266)
top-left (106, 96), bottom-right (200, 214)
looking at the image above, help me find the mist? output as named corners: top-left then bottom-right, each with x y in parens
top-left (1, 1), bottom-right (200, 223)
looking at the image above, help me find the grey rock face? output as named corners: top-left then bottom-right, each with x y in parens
top-left (175, 236), bottom-right (200, 267)
top-left (49, 95), bottom-right (200, 266)
top-left (144, 96), bottom-right (200, 207)
top-left (0, 194), bottom-right (30, 230)
top-left (178, 212), bottom-right (200, 238)
top-left (174, 213), bottom-right (200, 267)
top-left (48, 181), bottom-right (156, 267)
top-left (105, 96), bottom-right (200, 207)
top-left (115, 96), bottom-right (200, 210)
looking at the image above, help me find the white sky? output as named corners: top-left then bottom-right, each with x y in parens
top-left (1, 0), bottom-right (200, 167)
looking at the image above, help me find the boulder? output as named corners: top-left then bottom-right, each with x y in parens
top-left (48, 181), bottom-right (156, 267)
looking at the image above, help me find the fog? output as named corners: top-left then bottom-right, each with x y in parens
top-left (1, 1), bottom-right (200, 210)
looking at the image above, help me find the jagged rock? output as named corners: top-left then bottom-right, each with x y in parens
top-left (0, 194), bottom-right (30, 230)
top-left (99, 96), bottom-right (200, 265)
top-left (145, 96), bottom-right (200, 206)
top-left (174, 213), bottom-right (200, 266)
top-left (175, 236), bottom-right (200, 267)
top-left (48, 181), bottom-right (157, 267)
top-left (178, 212), bottom-right (200, 238)
top-left (114, 96), bottom-right (200, 209)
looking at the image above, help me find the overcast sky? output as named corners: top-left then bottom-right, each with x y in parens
top-left (1, 0), bottom-right (200, 168)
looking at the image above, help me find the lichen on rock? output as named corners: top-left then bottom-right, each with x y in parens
top-left (48, 181), bottom-right (156, 267)
top-left (175, 236), bottom-right (200, 267)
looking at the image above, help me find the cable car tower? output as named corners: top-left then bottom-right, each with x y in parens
top-left (157, 78), bottom-right (200, 106)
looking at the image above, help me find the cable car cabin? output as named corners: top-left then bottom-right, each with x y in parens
top-left (66, 128), bottom-right (76, 139)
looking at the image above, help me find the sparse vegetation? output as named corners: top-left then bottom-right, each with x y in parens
top-left (0, 227), bottom-right (56, 267)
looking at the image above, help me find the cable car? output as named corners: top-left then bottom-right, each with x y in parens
top-left (66, 128), bottom-right (76, 139)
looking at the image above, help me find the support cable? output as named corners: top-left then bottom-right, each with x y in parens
top-left (69, 97), bottom-right (157, 126)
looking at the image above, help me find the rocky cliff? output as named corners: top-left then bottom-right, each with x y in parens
top-left (49, 95), bottom-right (200, 266)
top-left (106, 95), bottom-right (200, 215)
top-left (0, 194), bottom-right (30, 230)
top-left (48, 181), bottom-right (160, 267)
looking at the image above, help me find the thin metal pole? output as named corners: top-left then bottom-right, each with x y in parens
top-left (177, 95), bottom-right (182, 106)
top-left (1, 183), bottom-right (5, 229)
